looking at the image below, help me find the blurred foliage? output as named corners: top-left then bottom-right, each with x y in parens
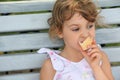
top-left (0, 52), bottom-right (4, 55)
top-left (105, 43), bottom-right (120, 47)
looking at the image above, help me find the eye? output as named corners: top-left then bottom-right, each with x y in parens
top-left (87, 24), bottom-right (93, 29)
top-left (72, 28), bottom-right (80, 31)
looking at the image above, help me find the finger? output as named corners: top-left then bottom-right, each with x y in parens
top-left (90, 52), bottom-right (101, 60)
top-left (88, 45), bottom-right (101, 54)
top-left (87, 49), bottom-right (99, 56)
top-left (89, 53), bottom-right (98, 60)
top-left (89, 44), bottom-right (99, 49)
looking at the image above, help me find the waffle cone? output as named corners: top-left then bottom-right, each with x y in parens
top-left (79, 37), bottom-right (93, 50)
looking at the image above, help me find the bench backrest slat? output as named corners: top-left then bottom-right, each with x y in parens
top-left (0, 73), bottom-right (39, 80)
top-left (0, 0), bottom-right (120, 13)
top-left (0, 27), bottom-right (120, 52)
top-left (0, 1), bottom-right (55, 13)
top-left (100, 8), bottom-right (120, 24)
top-left (0, 53), bottom-right (47, 72)
top-left (0, 47), bottom-right (120, 72)
top-left (103, 47), bottom-right (120, 62)
top-left (96, 27), bottom-right (120, 44)
top-left (0, 8), bottom-right (120, 33)
top-left (0, 13), bottom-right (51, 32)
top-left (0, 8), bottom-right (120, 32)
top-left (112, 67), bottom-right (120, 80)
top-left (94, 0), bottom-right (120, 7)
top-left (0, 33), bottom-right (63, 52)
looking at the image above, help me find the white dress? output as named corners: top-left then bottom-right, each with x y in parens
top-left (38, 48), bottom-right (95, 80)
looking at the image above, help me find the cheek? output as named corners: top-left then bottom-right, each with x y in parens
top-left (89, 29), bottom-right (95, 38)
top-left (63, 34), bottom-right (78, 45)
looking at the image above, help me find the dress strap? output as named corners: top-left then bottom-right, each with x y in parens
top-left (37, 48), bottom-right (64, 71)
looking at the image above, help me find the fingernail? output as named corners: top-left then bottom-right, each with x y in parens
top-left (87, 52), bottom-right (91, 56)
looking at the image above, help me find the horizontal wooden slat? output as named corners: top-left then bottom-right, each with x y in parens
top-left (96, 27), bottom-right (120, 44)
top-left (102, 47), bottom-right (120, 62)
top-left (0, 47), bottom-right (120, 72)
top-left (93, 0), bottom-right (120, 7)
top-left (0, 33), bottom-right (63, 52)
top-left (0, 56), bottom-right (120, 80)
top-left (0, 0), bottom-right (119, 13)
top-left (0, 8), bottom-right (119, 32)
top-left (0, 67), bottom-right (119, 80)
top-left (0, 53), bottom-right (47, 72)
top-left (100, 8), bottom-right (120, 24)
top-left (0, 0), bottom-right (55, 13)
top-left (0, 73), bottom-right (39, 80)
top-left (112, 66), bottom-right (120, 80)
top-left (0, 13), bottom-right (51, 32)
top-left (0, 27), bottom-right (119, 52)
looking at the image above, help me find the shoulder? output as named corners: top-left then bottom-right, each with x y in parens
top-left (41, 58), bottom-right (53, 69)
top-left (40, 58), bottom-right (56, 80)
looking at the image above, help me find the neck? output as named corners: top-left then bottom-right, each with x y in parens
top-left (60, 47), bottom-right (84, 62)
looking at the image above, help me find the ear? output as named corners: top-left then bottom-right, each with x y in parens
top-left (55, 27), bottom-right (63, 39)
top-left (57, 30), bottom-right (63, 39)
top-left (57, 31), bottom-right (63, 39)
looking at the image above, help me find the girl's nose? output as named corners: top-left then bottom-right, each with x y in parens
top-left (80, 29), bottom-right (90, 38)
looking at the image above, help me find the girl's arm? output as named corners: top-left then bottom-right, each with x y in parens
top-left (92, 51), bottom-right (114, 80)
top-left (40, 59), bottom-right (55, 80)
top-left (101, 52), bottom-right (114, 80)
top-left (80, 43), bottom-right (114, 80)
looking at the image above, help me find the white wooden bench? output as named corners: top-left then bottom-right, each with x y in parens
top-left (0, 0), bottom-right (120, 80)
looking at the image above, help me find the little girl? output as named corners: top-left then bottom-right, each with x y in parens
top-left (38, 0), bottom-right (114, 80)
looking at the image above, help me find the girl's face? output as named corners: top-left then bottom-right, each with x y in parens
top-left (59, 13), bottom-right (95, 52)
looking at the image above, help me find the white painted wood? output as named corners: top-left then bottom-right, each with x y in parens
top-left (102, 47), bottom-right (120, 62)
top-left (0, 33), bottom-right (63, 52)
top-left (0, 73), bottom-right (39, 80)
top-left (0, 53), bottom-right (47, 72)
top-left (93, 0), bottom-right (120, 7)
top-left (100, 8), bottom-right (120, 24)
top-left (96, 27), bottom-right (120, 44)
top-left (0, 47), bottom-right (120, 72)
top-left (0, 27), bottom-right (119, 52)
top-left (0, 55), bottom-right (119, 80)
top-left (0, 13), bottom-right (51, 32)
top-left (0, 67), bottom-right (119, 80)
top-left (112, 66), bottom-right (120, 80)
top-left (0, 8), bottom-right (119, 32)
top-left (0, 0), bottom-right (120, 13)
top-left (0, 0), bottom-right (55, 13)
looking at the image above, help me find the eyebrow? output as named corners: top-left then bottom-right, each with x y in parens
top-left (67, 22), bottom-right (91, 28)
top-left (68, 24), bottom-right (80, 28)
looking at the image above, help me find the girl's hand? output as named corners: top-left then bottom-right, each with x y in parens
top-left (80, 39), bottom-right (103, 68)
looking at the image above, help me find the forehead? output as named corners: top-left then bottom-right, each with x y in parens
top-left (64, 13), bottom-right (88, 26)
top-left (68, 13), bottom-right (83, 21)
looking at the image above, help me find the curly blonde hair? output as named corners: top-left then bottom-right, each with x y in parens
top-left (48, 0), bottom-right (100, 39)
